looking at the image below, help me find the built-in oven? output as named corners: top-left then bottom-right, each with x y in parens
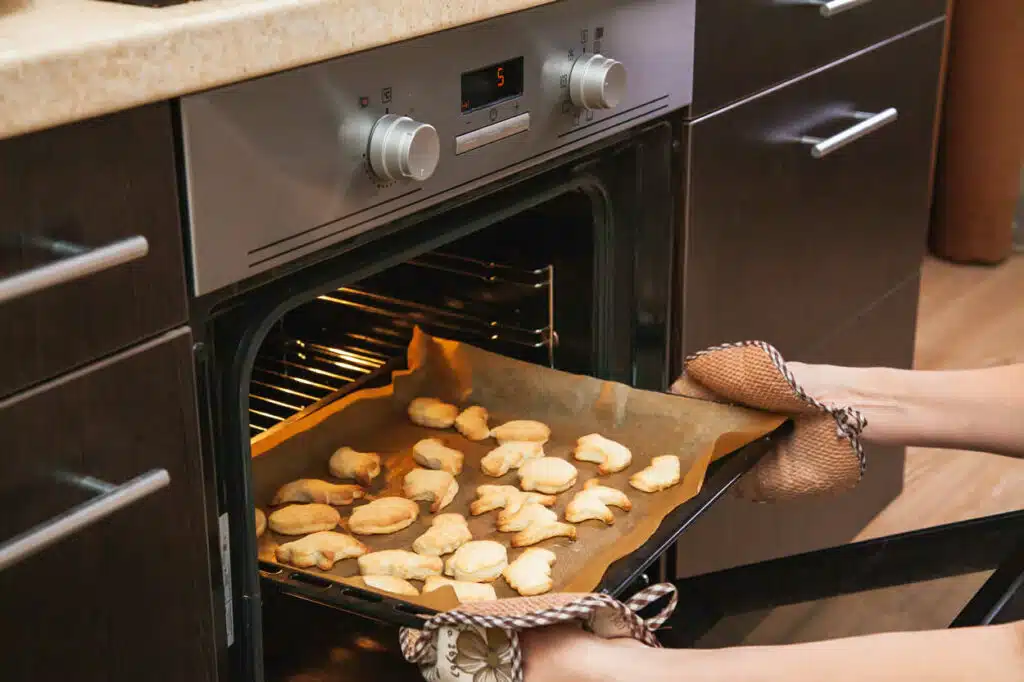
top-left (179, 2), bottom-right (699, 680)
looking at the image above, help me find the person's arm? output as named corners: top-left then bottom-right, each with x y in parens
top-left (789, 362), bottom-right (1024, 457)
top-left (521, 621), bottom-right (1024, 682)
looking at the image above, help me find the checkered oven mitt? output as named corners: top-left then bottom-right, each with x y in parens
top-left (672, 341), bottom-right (868, 502)
top-left (399, 583), bottom-right (677, 682)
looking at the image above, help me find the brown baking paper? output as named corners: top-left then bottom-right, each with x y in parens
top-left (251, 328), bottom-right (785, 612)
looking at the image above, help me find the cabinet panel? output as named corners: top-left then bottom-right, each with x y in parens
top-left (0, 103), bottom-right (188, 399)
top-left (0, 329), bottom-right (215, 682)
top-left (691, 0), bottom-right (946, 115)
top-left (675, 275), bottom-right (919, 575)
top-left (681, 23), bottom-right (943, 359)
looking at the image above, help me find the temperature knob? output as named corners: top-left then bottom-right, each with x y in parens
top-left (568, 54), bottom-right (627, 110)
top-left (367, 114), bottom-right (440, 182)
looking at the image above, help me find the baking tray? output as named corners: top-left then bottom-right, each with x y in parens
top-left (251, 330), bottom-right (788, 628)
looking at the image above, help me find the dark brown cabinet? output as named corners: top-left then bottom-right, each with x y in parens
top-left (0, 328), bottom-right (216, 682)
top-left (680, 22), bottom-right (944, 359)
top-left (0, 104), bottom-right (188, 399)
top-left (690, 0), bottom-right (946, 115)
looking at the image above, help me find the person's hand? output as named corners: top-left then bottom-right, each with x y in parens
top-left (671, 341), bottom-right (870, 501)
top-left (519, 624), bottom-right (647, 682)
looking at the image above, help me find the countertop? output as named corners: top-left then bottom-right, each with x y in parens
top-left (0, 0), bottom-right (555, 142)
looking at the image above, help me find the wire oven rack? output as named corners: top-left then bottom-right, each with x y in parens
top-left (248, 252), bottom-right (555, 438)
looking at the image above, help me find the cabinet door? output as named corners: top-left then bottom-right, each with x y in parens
top-left (675, 275), bottom-right (920, 575)
top-left (690, 1), bottom-right (946, 115)
top-left (0, 103), bottom-right (188, 399)
top-left (680, 23), bottom-right (944, 359)
top-left (0, 329), bottom-right (216, 682)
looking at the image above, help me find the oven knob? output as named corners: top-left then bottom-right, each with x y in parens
top-left (568, 54), bottom-right (627, 110)
top-left (367, 114), bottom-right (441, 182)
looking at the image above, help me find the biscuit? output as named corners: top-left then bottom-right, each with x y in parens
top-left (565, 480), bottom-right (632, 525)
top-left (518, 457), bottom-right (578, 494)
top-left (497, 502), bottom-right (558, 533)
top-left (255, 508), bottom-right (267, 538)
top-left (267, 503), bottom-right (341, 535)
top-left (480, 441), bottom-right (545, 477)
top-left (469, 485), bottom-right (557, 516)
top-left (511, 521), bottom-right (577, 548)
top-left (629, 455), bottom-right (682, 493)
top-left (573, 434), bottom-right (633, 475)
top-left (357, 550), bottom-right (443, 581)
top-left (348, 497), bottom-right (419, 535)
top-left (403, 468), bottom-right (459, 513)
top-left (362, 575), bottom-right (420, 597)
top-left (271, 479), bottom-right (365, 506)
top-left (455, 406), bottom-right (490, 441)
top-left (413, 513), bottom-right (473, 557)
top-left (444, 540), bottom-right (509, 583)
top-left (489, 420), bottom-right (551, 445)
top-left (328, 447), bottom-right (381, 486)
top-left (408, 397), bottom-right (460, 429)
top-left (423, 576), bottom-right (498, 603)
top-left (503, 548), bottom-right (557, 596)
top-left (275, 531), bottom-right (368, 570)
top-left (412, 438), bottom-right (465, 476)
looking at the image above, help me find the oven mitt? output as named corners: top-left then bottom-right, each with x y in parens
top-left (671, 340), bottom-right (867, 502)
top-left (399, 583), bottom-right (677, 682)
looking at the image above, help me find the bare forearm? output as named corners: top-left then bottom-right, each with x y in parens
top-left (793, 362), bottom-right (1024, 457)
top-left (625, 623), bottom-right (1024, 682)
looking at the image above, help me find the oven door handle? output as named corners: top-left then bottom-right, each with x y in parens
top-left (0, 235), bottom-right (149, 305)
top-left (799, 107), bottom-right (898, 158)
top-left (0, 469), bottom-right (170, 571)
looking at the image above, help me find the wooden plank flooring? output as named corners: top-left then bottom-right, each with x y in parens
top-left (702, 254), bottom-right (1024, 646)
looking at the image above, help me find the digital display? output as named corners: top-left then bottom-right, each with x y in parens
top-left (461, 57), bottom-right (524, 113)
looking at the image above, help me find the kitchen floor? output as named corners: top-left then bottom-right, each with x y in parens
top-left (703, 253), bottom-right (1024, 646)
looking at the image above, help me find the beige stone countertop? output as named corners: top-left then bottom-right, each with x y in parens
top-left (0, 0), bottom-right (555, 141)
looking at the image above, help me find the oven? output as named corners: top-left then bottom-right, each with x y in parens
top-left (180, 2), bottom-right (700, 680)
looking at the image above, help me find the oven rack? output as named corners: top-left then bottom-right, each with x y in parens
top-left (248, 253), bottom-right (556, 439)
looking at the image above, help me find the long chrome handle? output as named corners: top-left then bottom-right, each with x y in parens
top-left (817, 0), bottom-right (873, 17)
top-left (800, 108), bottom-right (898, 159)
top-left (0, 469), bottom-right (170, 571)
top-left (0, 235), bottom-right (149, 305)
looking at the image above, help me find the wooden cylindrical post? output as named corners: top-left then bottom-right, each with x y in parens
top-left (930, 0), bottom-right (1024, 264)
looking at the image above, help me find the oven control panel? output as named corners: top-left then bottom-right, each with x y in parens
top-left (181, 0), bottom-right (696, 296)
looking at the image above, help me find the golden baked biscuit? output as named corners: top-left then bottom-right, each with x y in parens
top-left (267, 503), bottom-right (341, 535)
top-left (348, 497), bottom-right (419, 535)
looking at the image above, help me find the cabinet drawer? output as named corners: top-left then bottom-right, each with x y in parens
top-left (681, 22), bottom-right (943, 357)
top-left (690, 0), bottom-right (946, 115)
top-left (675, 276), bottom-right (919, 576)
top-left (0, 329), bottom-right (215, 682)
top-left (0, 103), bottom-right (188, 399)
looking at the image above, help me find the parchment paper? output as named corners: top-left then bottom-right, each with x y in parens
top-left (251, 328), bottom-right (785, 611)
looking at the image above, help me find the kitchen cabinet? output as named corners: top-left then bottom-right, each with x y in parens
top-left (690, 0), bottom-right (946, 116)
top-left (681, 21), bottom-right (943, 358)
top-left (676, 275), bottom-right (921, 574)
top-left (675, 19), bottom-right (945, 571)
top-left (0, 328), bottom-right (216, 682)
top-left (0, 103), bottom-right (188, 400)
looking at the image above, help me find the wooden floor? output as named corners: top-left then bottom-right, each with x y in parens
top-left (704, 254), bottom-right (1024, 646)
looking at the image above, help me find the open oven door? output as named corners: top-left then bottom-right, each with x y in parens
top-left (660, 509), bottom-right (1024, 647)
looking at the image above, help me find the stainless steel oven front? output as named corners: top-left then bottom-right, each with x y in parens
top-left (178, 2), bottom-right (696, 680)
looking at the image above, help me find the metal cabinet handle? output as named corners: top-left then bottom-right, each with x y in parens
top-left (800, 108), bottom-right (898, 159)
top-left (816, 0), bottom-right (873, 17)
top-left (0, 235), bottom-right (149, 305)
top-left (0, 469), bottom-right (170, 571)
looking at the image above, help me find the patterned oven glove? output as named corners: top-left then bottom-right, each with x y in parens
top-left (399, 583), bottom-right (677, 682)
top-left (672, 341), bottom-right (868, 502)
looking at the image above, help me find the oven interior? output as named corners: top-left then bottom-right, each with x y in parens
top-left (247, 191), bottom-right (598, 441)
top-left (208, 120), bottom-right (679, 682)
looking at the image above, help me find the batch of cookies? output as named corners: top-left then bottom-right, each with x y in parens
top-left (254, 396), bottom-right (684, 604)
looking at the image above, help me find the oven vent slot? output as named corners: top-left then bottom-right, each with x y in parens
top-left (248, 252), bottom-right (555, 439)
